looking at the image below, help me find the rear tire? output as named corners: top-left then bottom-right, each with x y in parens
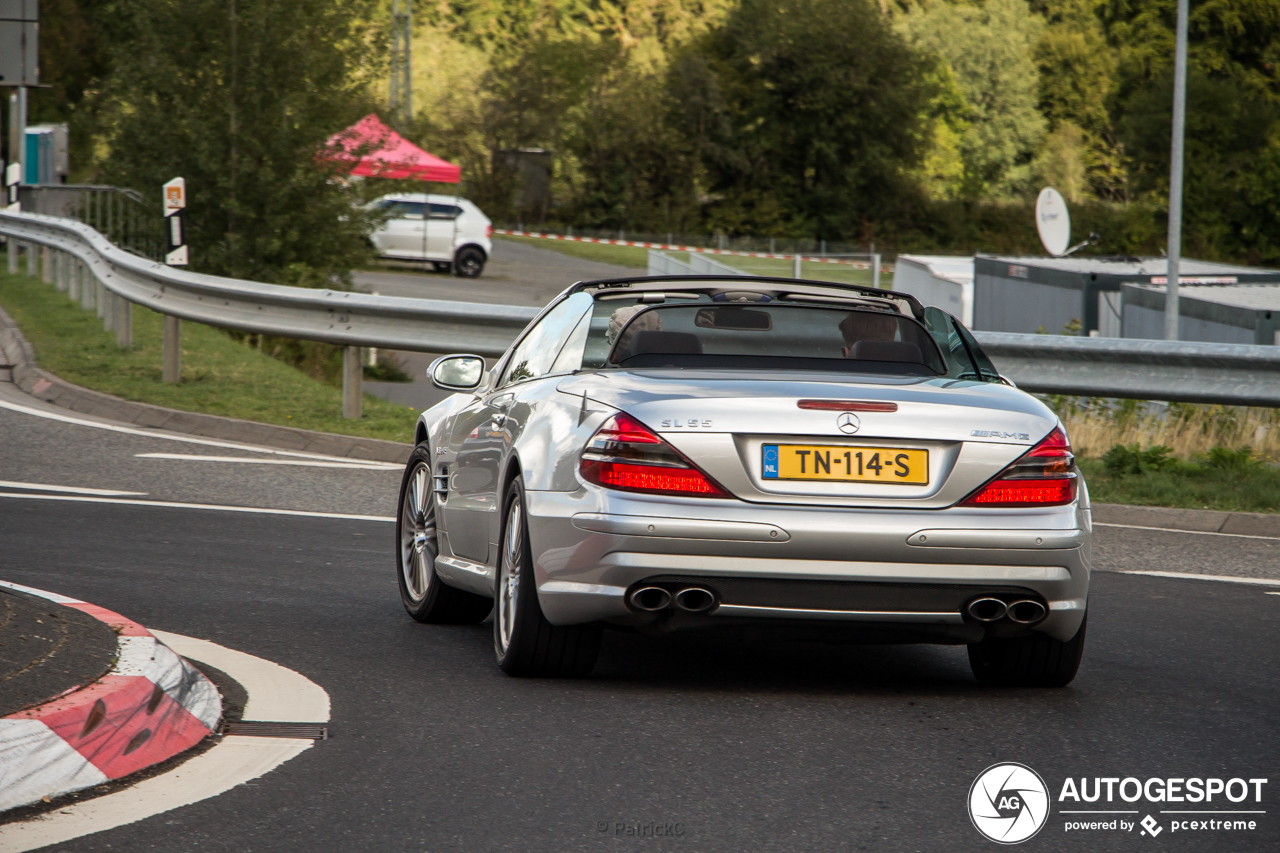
top-left (397, 444), bottom-right (492, 624)
top-left (967, 615), bottom-right (1087, 687)
top-left (494, 478), bottom-right (601, 677)
top-left (454, 246), bottom-right (485, 278)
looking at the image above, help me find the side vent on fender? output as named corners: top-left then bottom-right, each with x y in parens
top-left (434, 466), bottom-right (450, 504)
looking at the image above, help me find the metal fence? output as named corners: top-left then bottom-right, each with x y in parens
top-left (3, 208), bottom-right (1280, 420)
top-left (17, 185), bottom-right (163, 260)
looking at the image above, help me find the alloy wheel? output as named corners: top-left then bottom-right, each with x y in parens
top-left (400, 462), bottom-right (435, 602)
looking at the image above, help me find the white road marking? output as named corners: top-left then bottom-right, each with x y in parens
top-left (154, 631), bottom-right (330, 723)
top-left (0, 479), bottom-right (147, 497)
top-left (0, 395), bottom-right (402, 464)
top-left (134, 452), bottom-right (397, 470)
top-left (0, 491), bottom-right (394, 522)
top-left (1095, 521), bottom-right (1280, 542)
top-left (0, 632), bottom-right (330, 852)
top-left (1266, 592), bottom-right (1280, 596)
top-left (1123, 570), bottom-right (1280, 586)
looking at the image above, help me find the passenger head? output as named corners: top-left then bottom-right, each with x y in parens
top-left (839, 311), bottom-right (899, 358)
top-left (609, 305), bottom-right (663, 356)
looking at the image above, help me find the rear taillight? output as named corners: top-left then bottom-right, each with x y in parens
top-left (486, 225), bottom-right (493, 238)
top-left (580, 413), bottom-right (728, 497)
top-left (960, 426), bottom-right (1078, 507)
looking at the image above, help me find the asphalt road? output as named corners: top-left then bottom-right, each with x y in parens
top-left (1, 394), bottom-right (1278, 851)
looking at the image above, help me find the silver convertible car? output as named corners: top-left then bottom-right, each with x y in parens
top-left (397, 275), bottom-right (1090, 686)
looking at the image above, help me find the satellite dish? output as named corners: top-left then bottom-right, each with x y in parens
top-left (1035, 187), bottom-right (1071, 257)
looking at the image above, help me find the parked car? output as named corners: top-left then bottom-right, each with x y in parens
top-left (368, 193), bottom-right (492, 277)
top-left (396, 275), bottom-right (1091, 686)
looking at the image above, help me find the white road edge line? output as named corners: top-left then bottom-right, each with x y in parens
top-left (1095, 521), bottom-right (1280, 542)
top-left (0, 395), bottom-right (397, 464)
top-left (134, 452), bottom-right (398, 470)
top-left (1123, 570), bottom-right (1280, 587)
top-left (0, 491), bottom-right (394, 523)
top-left (0, 632), bottom-right (331, 852)
top-left (0, 480), bottom-right (147, 497)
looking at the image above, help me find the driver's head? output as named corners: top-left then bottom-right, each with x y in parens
top-left (839, 311), bottom-right (899, 358)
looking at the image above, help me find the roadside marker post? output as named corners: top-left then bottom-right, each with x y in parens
top-left (161, 178), bottom-right (186, 375)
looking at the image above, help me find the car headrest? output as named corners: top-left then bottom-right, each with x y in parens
top-left (629, 331), bottom-right (704, 356)
top-left (850, 340), bottom-right (923, 364)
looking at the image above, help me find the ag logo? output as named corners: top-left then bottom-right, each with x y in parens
top-left (969, 763), bottom-right (1050, 844)
top-left (836, 412), bottom-right (860, 434)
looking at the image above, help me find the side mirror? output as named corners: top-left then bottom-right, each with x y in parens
top-left (998, 374), bottom-right (1018, 389)
top-left (429, 355), bottom-right (486, 392)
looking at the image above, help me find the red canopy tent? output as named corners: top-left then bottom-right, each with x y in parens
top-left (326, 114), bottom-right (460, 183)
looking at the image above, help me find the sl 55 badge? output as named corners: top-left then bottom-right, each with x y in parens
top-left (661, 419), bottom-right (713, 429)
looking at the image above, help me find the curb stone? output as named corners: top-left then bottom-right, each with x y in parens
top-left (0, 581), bottom-right (221, 813)
top-left (1092, 503), bottom-right (1280, 537)
top-left (0, 303), bottom-right (412, 464)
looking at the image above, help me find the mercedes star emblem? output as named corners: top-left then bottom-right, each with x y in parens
top-left (837, 412), bottom-right (861, 434)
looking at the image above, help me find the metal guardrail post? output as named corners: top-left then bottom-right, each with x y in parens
top-left (41, 247), bottom-right (51, 284)
top-left (6, 239), bottom-right (14, 274)
top-left (97, 281), bottom-right (108, 323)
top-left (114, 294), bottom-right (131, 347)
top-left (25, 241), bottom-right (35, 277)
top-left (872, 253), bottom-right (881, 289)
top-left (342, 346), bottom-right (362, 419)
top-left (163, 316), bottom-right (181, 382)
top-left (793, 253), bottom-right (802, 279)
top-left (79, 261), bottom-right (93, 310)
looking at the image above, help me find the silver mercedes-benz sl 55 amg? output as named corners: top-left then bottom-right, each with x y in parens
top-left (396, 275), bottom-right (1090, 686)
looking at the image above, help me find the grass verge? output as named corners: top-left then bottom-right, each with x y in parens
top-left (1079, 456), bottom-right (1280, 513)
top-left (0, 270), bottom-right (416, 443)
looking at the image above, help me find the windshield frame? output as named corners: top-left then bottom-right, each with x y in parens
top-left (603, 302), bottom-right (950, 377)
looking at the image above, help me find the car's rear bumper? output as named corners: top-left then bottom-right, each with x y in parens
top-left (524, 488), bottom-right (1090, 642)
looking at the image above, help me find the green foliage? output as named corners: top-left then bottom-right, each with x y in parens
top-left (1198, 445), bottom-right (1263, 471)
top-left (691, 0), bottom-right (933, 237)
top-left (1078, 457), bottom-right (1280, 513)
top-left (0, 271), bottom-right (417, 441)
top-left (95, 0), bottom-right (384, 286)
top-left (897, 0), bottom-right (1047, 199)
top-left (1102, 442), bottom-right (1178, 476)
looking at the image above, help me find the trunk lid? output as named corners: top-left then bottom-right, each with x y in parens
top-left (558, 370), bottom-right (1058, 508)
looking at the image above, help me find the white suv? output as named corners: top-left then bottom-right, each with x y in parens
top-left (368, 193), bottom-right (493, 277)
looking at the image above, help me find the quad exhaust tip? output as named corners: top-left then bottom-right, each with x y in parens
top-left (630, 587), bottom-right (671, 611)
top-left (1007, 599), bottom-right (1048, 624)
top-left (674, 587), bottom-right (715, 612)
top-left (967, 598), bottom-right (1008, 622)
top-left (628, 585), bottom-right (717, 613)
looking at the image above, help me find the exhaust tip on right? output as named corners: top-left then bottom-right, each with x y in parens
top-left (967, 598), bottom-right (1008, 622)
top-left (630, 586), bottom-right (672, 611)
top-left (1007, 600), bottom-right (1048, 624)
top-left (674, 587), bottom-right (715, 612)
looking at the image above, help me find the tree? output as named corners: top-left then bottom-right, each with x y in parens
top-left (685, 0), bottom-right (933, 238)
top-left (97, 0), bottom-right (382, 286)
top-left (897, 0), bottom-right (1047, 199)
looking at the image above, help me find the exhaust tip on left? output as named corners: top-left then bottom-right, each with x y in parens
top-left (629, 587), bottom-right (672, 611)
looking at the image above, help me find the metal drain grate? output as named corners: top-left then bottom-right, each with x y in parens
top-left (223, 721), bottom-right (329, 740)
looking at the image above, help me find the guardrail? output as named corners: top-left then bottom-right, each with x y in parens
top-left (3, 208), bottom-right (1279, 417)
top-left (975, 332), bottom-right (1280, 407)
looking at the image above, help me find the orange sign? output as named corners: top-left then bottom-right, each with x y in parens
top-left (162, 177), bottom-right (186, 213)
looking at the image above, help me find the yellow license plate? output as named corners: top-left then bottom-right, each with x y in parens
top-left (761, 444), bottom-right (928, 484)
